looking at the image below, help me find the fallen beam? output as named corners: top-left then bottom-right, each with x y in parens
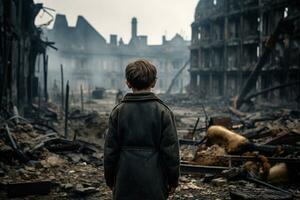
top-left (264, 132), bottom-right (300, 146)
top-left (228, 106), bottom-right (247, 117)
top-left (32, 122), bottom-right (58, 134)
top-left (180, 163), bottom-right (229, 175)
top-left (247, 176), bottom-right (291, 195)
top-left (236, 17), bottom-right (295, 109)
top-left (243, 81), bottom-right (300, 103)
top-left (166, 59), bottom-right (190, 94)
top-left (230, 186), bottom-right (292, 200)
top-left (252, 144), bottom-right (300, 155)
top-left (191, 117), bottom-right (200, 135)
top-left (40, 138), bottom-right (98, 153)
top-left (3, 124), bottom-right (29, 162)
top-left (219, 155), bottom-right (300, 164)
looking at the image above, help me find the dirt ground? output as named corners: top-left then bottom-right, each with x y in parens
top-left (1, 93), bottom-right (300, 199)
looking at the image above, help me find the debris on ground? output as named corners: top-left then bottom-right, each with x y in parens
top-left (1, 94), bottom-right (300, 199)
top-left (176, 99), bottom-right (300, 199)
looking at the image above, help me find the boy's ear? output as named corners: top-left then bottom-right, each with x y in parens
top-left (151, 79), bottom-right (157, 88)
top-left (125, 80), bottom-right (132, 89)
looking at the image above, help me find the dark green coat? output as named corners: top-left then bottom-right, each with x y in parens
top-left (104, 92), bottom-right (180, 200)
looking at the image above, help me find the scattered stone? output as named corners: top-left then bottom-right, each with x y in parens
top-left (62, 183), bottom-right (73, 190)
top-left (41, 155), bottom-right (65, 168)
top-left (211, 177), bottom-right (227, 186)
top-left (74, 184), bottom-right (98, 195)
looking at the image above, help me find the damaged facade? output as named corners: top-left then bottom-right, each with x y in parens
top-left (45, 15), bottom-right (190, 94)
top-left (190, 0), bottom-right (300, 103)
top-left (0, 0), bottom-right (47, 113)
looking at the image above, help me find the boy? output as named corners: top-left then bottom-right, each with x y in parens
top-left (104, 59), bottom-right (180, 200)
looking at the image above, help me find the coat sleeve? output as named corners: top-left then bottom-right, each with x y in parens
top-left (104, 110), bottom-right (120, 188)
top-left (160, 110), bottom-right (180, 188)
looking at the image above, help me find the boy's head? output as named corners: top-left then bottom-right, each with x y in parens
top-left (125, 59), bottom-right (157, 90)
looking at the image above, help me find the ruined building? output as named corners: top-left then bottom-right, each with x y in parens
top-left (190, 0), bottom-right (300, 103)
top-left (0, 0), bottom-right (48, 114)
top-left (45, 15), bottom-right (190, 94)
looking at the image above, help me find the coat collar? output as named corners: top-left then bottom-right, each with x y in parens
top-left (122, 92), bottom-right (160, 102)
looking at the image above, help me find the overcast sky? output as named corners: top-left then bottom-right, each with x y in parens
top-left (34, 0), bottom-right (199, 44)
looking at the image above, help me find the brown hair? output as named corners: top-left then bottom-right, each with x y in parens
top-left (125, 59), bottom-right (157, 90)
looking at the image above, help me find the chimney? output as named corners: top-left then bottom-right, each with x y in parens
top-left (131, 17), bottom-right (137, 39)
top-left (53, 14), bottom-right (68, 30)
top-left (110, 34), bottom-right (117, 46)
top-left (140, 36), bottom-right (148, 46)
top-left (162, 35), bottom-right (166, 44)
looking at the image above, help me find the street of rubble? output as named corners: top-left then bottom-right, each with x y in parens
top-left (1, 92), bottom-right (300, 199)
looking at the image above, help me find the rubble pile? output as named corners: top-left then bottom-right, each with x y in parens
top-left (0, 106), bottom-right (112, 199)
top-left (69, 109), bottom-right (109, 140)
top-left (240, 109), bottom-right (300, 146)
top-left (179, 105), bottom-right (300, 199)
top-left (162, 93), bottom-right (228, 111)
top-left (194, 144), bottom-right (227, 166)
top-left (173, 175), bottom-right (230, 199)
top-left (0, 95), bottom-right (299, 199)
